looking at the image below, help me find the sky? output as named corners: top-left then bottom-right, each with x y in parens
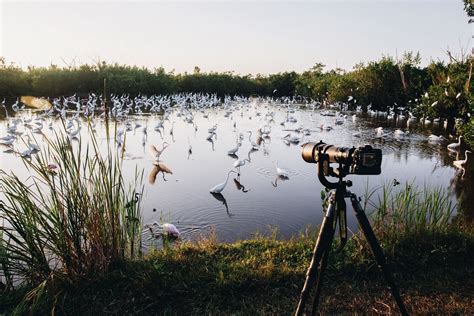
top-left (0, 0), bottom-right (472, 74)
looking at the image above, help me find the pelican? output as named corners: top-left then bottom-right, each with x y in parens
top-left (447, 136), bottom-right (463, 151)
top-left (149, 142), bottom-right (169, 162)
top-left (209, 170), bottom-right (237, 193)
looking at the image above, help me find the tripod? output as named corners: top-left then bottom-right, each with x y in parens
top-left (295, 159), bottom-right (408, 316)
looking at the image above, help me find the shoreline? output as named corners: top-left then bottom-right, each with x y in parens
top-left (2, 229), bottom-right (473, 314)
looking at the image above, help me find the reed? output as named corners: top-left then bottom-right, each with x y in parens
top-left (0, 122), bottom-right (143, 289)
top-left (363, 181), bottom-right (456, 244)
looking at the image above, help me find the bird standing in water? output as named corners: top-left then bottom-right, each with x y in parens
top-left (149, 142), bottom-right (169, 162)
top-left (209, 170), bottom-right (237, 193)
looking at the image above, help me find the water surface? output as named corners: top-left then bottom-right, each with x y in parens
top-left (0, 100), bottom-right (471, 248)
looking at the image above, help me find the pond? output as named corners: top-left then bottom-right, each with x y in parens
top-left (0, 98), bottom-right (471, 248)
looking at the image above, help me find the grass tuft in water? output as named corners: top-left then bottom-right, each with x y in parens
top-left (362, 180), bottom-right (457, 253)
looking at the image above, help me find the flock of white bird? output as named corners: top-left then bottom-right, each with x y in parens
top-left (0, 92), bottom-right (471, 238)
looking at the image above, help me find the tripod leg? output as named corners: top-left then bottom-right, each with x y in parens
top-left (350, 195), bottom-right (409, 316)
top-left (295, 195), bottom-right (337, 316)
top-left (309, 238), bottom-right (333, 316)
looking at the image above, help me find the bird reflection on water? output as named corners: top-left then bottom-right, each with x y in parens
top-left (210, 192), bottom-right (233, 217)
top-left (148, 162), bottom-right (173, 184)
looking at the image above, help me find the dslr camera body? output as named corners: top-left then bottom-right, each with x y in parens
top-left (301, 141), bottom-right (382, 176)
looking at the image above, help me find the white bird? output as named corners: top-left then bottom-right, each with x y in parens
top-left (394, 129), bottom-right (408, 137)
top-left (274, 161), bottom-right (289, 178)
top-left (283, 133), bottom-right (302, 144)
top-left (247, 131), bottom-right (259, 149)
top-left (149, 221), bottom-right (180, 238)
top-left (169, 121), bottom-right (175, 136)
top-left (162, 223), bottom-right (180, 238)
top-left (149, 142), bottom-right (169, 162)
top-left (233, 158), bottom-right (250, 174)
top-left (431, 101), bottom-right (439, 107)
top-left (453, 150), bottom-right (471, 178)
top-left (20, 147), bottom-right (33, 158)
top-left (0, 135), bottom-right (15, 146)
top-left (428, 134), bottom-right (446, 143)
top-left (227, 141), bottom-right (241, 155)
top-left (447, 136), bottom-right (463, 152)
top-left (456, 92), bottom-right (462, 99)
top-left (209, 170), bottom-right (237, 193)
top-left (187, 137), bottom-right (192, 155)
top-left (68, 125), bottom-right (82, 138)
top-left (352, 128), bottom-right (362, 138)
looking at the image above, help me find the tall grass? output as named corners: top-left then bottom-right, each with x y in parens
top-left (363, 181), bottom-right (456, 243)
top-left (0, 122), bottom-right (143, 290)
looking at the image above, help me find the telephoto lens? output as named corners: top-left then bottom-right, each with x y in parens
top-left (301, 141), bottom-right (382, 175)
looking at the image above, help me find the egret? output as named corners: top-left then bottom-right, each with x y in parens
top-left (68, 124), bottom-right (82, 138)
top-left (453, 150), bottom-right (471, 178)
top-left (352, 128), bottom-right (362, 138)
top-left (428, 134), bottom-right (445, 143)
top-left (453, 150), bottom-right (471, 169)
top-left (149, 142), bottom-right (169, 162)
top-left (227, 141), bottom-right (241, 155)
top-left (169, 121), bottom-right (175, 136)
top-left (0, 136), bottom-right (15, 146)
top-left (247, 131), bottom-right (259, 150)
top-left (233, 158), bottom-right (250, 175)
top-left (447, 136), bottom-right (463, 151)
top-left (274, 161), bottom-right (289, 178)
top-left (188, 137), bottom-right (192, 156)
top-left (394, 129), bottom-right (408, 137)
top-left (209, 170), bottom-right (237, 193)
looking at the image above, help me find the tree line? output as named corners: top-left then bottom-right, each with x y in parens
top-left (1, 53), bottom-right (472, 118)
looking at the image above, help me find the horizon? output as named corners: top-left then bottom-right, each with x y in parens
top-left (1, 0), bottom-right (472, 75)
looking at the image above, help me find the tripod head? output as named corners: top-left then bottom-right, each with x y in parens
top-left (301, 140), bottom-right (382, 190)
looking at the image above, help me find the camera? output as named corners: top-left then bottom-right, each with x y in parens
top-left (301, 141), bottom-right (382, 175)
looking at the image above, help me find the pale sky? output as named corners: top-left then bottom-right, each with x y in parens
top-left (1, 0), bottom-right (472, 74)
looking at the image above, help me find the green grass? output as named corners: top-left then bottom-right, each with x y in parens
top-left (0, 130), bottom-right (472, 314)
top-left (1, 229), bottom-right (472, 314)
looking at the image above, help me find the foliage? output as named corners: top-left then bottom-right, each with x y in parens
top-left (1, 178), bottom-right (472, 314)
top-left (464, 0), bottom-right (474, 23)
top-left (364, 181), bottom-right (456, 251)
top-left (459, 117), bottom-right (474, 148)
top-left (0, 124), bottom-right (143, 290)
top-left (1, 227), bottom-right (473, 314)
